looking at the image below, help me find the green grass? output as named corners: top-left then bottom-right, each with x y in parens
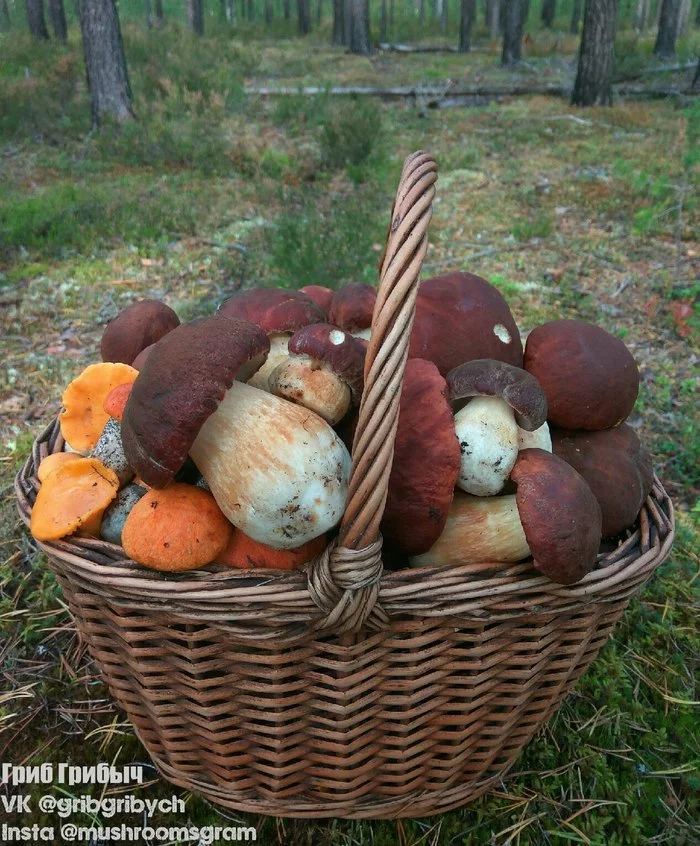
top-left (1, 22), bottom-right (699, 846)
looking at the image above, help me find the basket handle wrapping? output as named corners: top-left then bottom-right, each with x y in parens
top-left (307, 151), bottom-right (438, 633)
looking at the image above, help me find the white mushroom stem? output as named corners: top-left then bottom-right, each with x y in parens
top-left (247, 333), bottom-right (290, 391)
top-left (189, 381), bottom-right (350, 549)
top-left (268, 356), bottom-right (351, 426)
top-left (352, 328), bottom-right (372, 341)
top-left (409, 493), bottom-right (530, 568)
top-left (454, 396), bottom-right (519, 496)
top-left (518, 421), bottom-right (552, 452)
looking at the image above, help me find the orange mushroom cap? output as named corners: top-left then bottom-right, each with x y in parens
top-left (36, 451), bottom-right (83, 483)
top-left (30, 457), bottom-right (120, 541)
top-left (122, 484), bottom-right (233, 571)
top-left (103, 382), bottom-right (133, 422)
top-left (217, 531), bottom-right (326, 571)
top-left (59, 362), bottom-right (138, 452)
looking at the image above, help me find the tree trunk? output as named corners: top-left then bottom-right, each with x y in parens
top-left (188, 0), bottom-right (204, 33)
top-left (389, 0), bottom-right (394, 34)
top-left (155, 0), bottom-right (164, 25)
top-left (571, 0), bottom-right (618, 106)
top-left (145, 0), bottom-right (153, 27)
top-left (420, 0), bottom-right (425, 22)
top-left (675, 0), bottom-right (690, 36)
top-left (317, 0), bottom-right (322, 22)
top-left (227, 0), bottom-right (235, 19)
top-left (265, 0), bottom-right (273, 22)
top-left (502, 0), bottom-right (524, 63)
top-left (49, 0), bottom-right (67, 39)
top-left (633, 0), bottom-right (649, 31)
top-left (541, 0), bottom-right (555, 27)
top-left (570, 0), bottom-right (582, 31)
top-left (25, 0), bottom-right (50, 38)
top-left (0, 0), bottom-right (10, 31)
top-left (459, 0), bottom-right (476, 50)
top-left (440, 0), bottom-right (448, 32)
top-left (380, 0), bottom-right (387, 39)
top-left (284, 0), bottom-right (291, 17)
top-left (487, 0), bottom-right (501, 35)
top-left (333, 0), bottom-right (346, 41)
top-left (348, 0), bottom-right (370, 53)
top-left (654, 0), bottom-right (679, 56)
top-left (693, 58), bottom-right (700, 88)
top-left (298, 0), bottom-right (310, 32)
top-left (78, 0), bottom-right (134, 127)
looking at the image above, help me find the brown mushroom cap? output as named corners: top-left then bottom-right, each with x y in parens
top-left (409, 272), bottom-right (523, 376)
top-left (524, 319), bottom-right (640, 430)
top-left (511, 448), bottom-right (602, 585)
top-left (447, 359), bottom-right (548, 431)
top-left (121, 314), bottom-right (270, 488)
top-left (299, 285), bottom-right (334, 312)
top-left (381, 359), bottom-right (462, 555)
top-left (551, 424), bottom-right (653, 538)
top-left (287, 323), bottom-right (366, 403)
top-left (327, 283), bottom-right (377, 333)
top-left (100, 299), bottom-right (180, 365)
top-left (218, 287), bottom-right (325, 335)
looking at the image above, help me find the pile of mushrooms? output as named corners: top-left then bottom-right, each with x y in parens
top-left (30, 273), bottom-right (654, 584)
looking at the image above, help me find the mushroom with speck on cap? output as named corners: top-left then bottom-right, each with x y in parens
top-left (101, 299), bottom-right (180, 365)
top-left (524, 319), bottom-right (640, 431)
top-left (408, 272), bottom-right (524, 375)
top-left (446, 359), bottom-right (548, 496)
top-left (552, 424), bottom-right (653, 538)
top-left (327, 283), bottom-right (377, 340)
top-left (121, 314), bottom-right (351, 549)
top-left (268, 323), bottom-right (366, 425)
top-left (412, 449), bottom-right (602, 585)
top-left (380, 359), bottom-right (462, 556)
top-left (299, 285), bottom-right (334, 312)
top-left (217, 287), bottom-right (326, 391)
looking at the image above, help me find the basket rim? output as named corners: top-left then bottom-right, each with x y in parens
top-left (15, 417), bottom-right (675, 639)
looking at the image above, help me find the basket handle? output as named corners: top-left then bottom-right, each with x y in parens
top-left (307, 151), bottom-right (438, 633)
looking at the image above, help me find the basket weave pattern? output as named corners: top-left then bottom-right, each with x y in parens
top-left (15, 153), bottom-right (674, 819)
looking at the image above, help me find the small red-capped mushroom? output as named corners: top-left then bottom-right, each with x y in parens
top-left (131, 343), bottom-right (155, 371)
top-left (299, 285), bottom-right (334, 312)
top-left (101, 299), bottom-right (180, 365)
top-left (524, 319), bottom-right (640, 430)
top-left (122, 314), bottom-right (351, 549)
top-left (380, 359), bottom-right (462, 556)
top-left (268, 323), bottom-right (365, 425)
top-left (552, 424), bottom-right (653, 538)
top-left (327, 283), bottom-right (377, 340)
top-left (409, 272), bottom-right (523, 375)
top-left (218, 287), bottom-right (325, 390)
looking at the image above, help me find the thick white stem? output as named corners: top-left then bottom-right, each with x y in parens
top-left (454, 396), bottom-right (518, 496)
top-left (247, 333), bottom-right (290, 391)
top-left (517, 421), bottom-right (552, 452)
top-left (189, 381), bottom-right (351, 549)
top-left (410, 493), bottom-right (530, 568)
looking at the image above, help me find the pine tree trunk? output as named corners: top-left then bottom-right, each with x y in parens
top-left (298, 0), bottom-right (310, 32)
top-left (502, 0), bottom-right (524, 63)
top-left (488, 0), bottom-right (501, 35)
top-left (49, 0), bottom-right (67, 39)
top-left (188, 0), bottom-right (204, 33)
top-left (145, 0), bottom-right (153, 27)
top-left (333, 0), bottom-right (346, 42)
top-left (541, 0), bottom-right (555, 27)
top-left (675, 0), bottom-right (690, 36)
top-left (459, 0), bottom-right (476, 50)
top-left (0, 0), bottom-right (10, 31)
top-left (155, 0), bottom-right (165, 25)
top-left (570, 0), bottom-right (582, 31)
top-left (633, 0), bottom-right (648, 31)
top-left (284, 0), bottom-right (291, 18)
top-left (265, 0), bottom-right (273, 22)
top-left (380, 0), bottom-right (387, 39)
top-left (348, 0), bottom-right (370, 52)
top-left (389, 0), bottom-right (394, 34)
top-left (440, 0), bottom-right (448, 32)
top-left (317, 0), bottom-right (322, 23)
top-left (26, 0), bottom-right (50, 38)
top-left (420, 0), bottom-right (425, 22)
top-left (654, 0), bottom-right (679, 56)
top-left (247, 0), bottom-right (254, 19)
top-left (571, 0), bottom-right (618, 106)
top-left (78, 0), bottom-right (135, 127)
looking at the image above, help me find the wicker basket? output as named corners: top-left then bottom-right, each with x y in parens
top-left (15, 153), bottom-right (674, 820)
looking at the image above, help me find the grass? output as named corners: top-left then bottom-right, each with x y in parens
top-left (1, 21), bottom-right (699, 846)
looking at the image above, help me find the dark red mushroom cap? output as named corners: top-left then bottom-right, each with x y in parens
top-left (288, 323), bottom-right (366, 402)
top-left (446, 359), bottom-right (547, 431)
top-left (381, 359), bottom-right (461, 556)
top-left (101, 299), bottom-right (180, 365)
top-left (218, 287), bottom-right (325, 335)
top-left (408, 272), bottom-right (523, 376)
top-left (299, 285), bottom-right (334, 312)
top-left (121, 315), bottom-right (270, 488)
top-left (327, 283), bottom-right (377, 334)
top-left (131, 343), bottom-right (155, 371)
top-left (552, 424), bottom-right (653, 538)
top-left (511, 448), bottom-right (602, 585)
top-left (524, 319), bottom-right (640, 430)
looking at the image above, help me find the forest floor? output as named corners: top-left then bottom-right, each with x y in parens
top-left (1, 25), bottom-right (699, 846)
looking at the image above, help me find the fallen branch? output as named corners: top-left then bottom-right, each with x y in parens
top-left (613, 60), bottom-right (697, 84)
top-left (377, 42), bottom-right (460, 53)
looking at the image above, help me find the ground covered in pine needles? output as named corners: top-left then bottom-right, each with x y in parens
top-left (1, 24), bottom-right (699, 846)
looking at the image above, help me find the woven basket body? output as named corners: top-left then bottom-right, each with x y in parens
top-left (16, 154), bottom-right (674, 819)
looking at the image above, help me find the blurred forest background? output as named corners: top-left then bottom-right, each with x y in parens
top-left (1, 0), bottom-right (699, 843)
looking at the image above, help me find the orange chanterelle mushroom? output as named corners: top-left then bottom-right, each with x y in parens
top-left (59, 362), bottom-right (138, 452)
top-left (31, 457), bottom-right (120, 541)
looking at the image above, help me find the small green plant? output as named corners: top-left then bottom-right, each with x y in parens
top-left (319, 99), bottom-right (383, 171)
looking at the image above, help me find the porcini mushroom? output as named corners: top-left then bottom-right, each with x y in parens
top-left (327, 283), bottom-right (377, 340)
top-left (524, 319), bottom-right (640, 430)
top-left (101, 299), bottom-right (180, 365)
top-left (268, 323), bottom-right (365, 425)
top-left (217, 531), bottom-right (327, 571)
top-left (299, 285), bottom-right (334, 312)
top-left (121, 314), bottom-right (351, 549)
top-left (218, 287), bottom-right (325, 391)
